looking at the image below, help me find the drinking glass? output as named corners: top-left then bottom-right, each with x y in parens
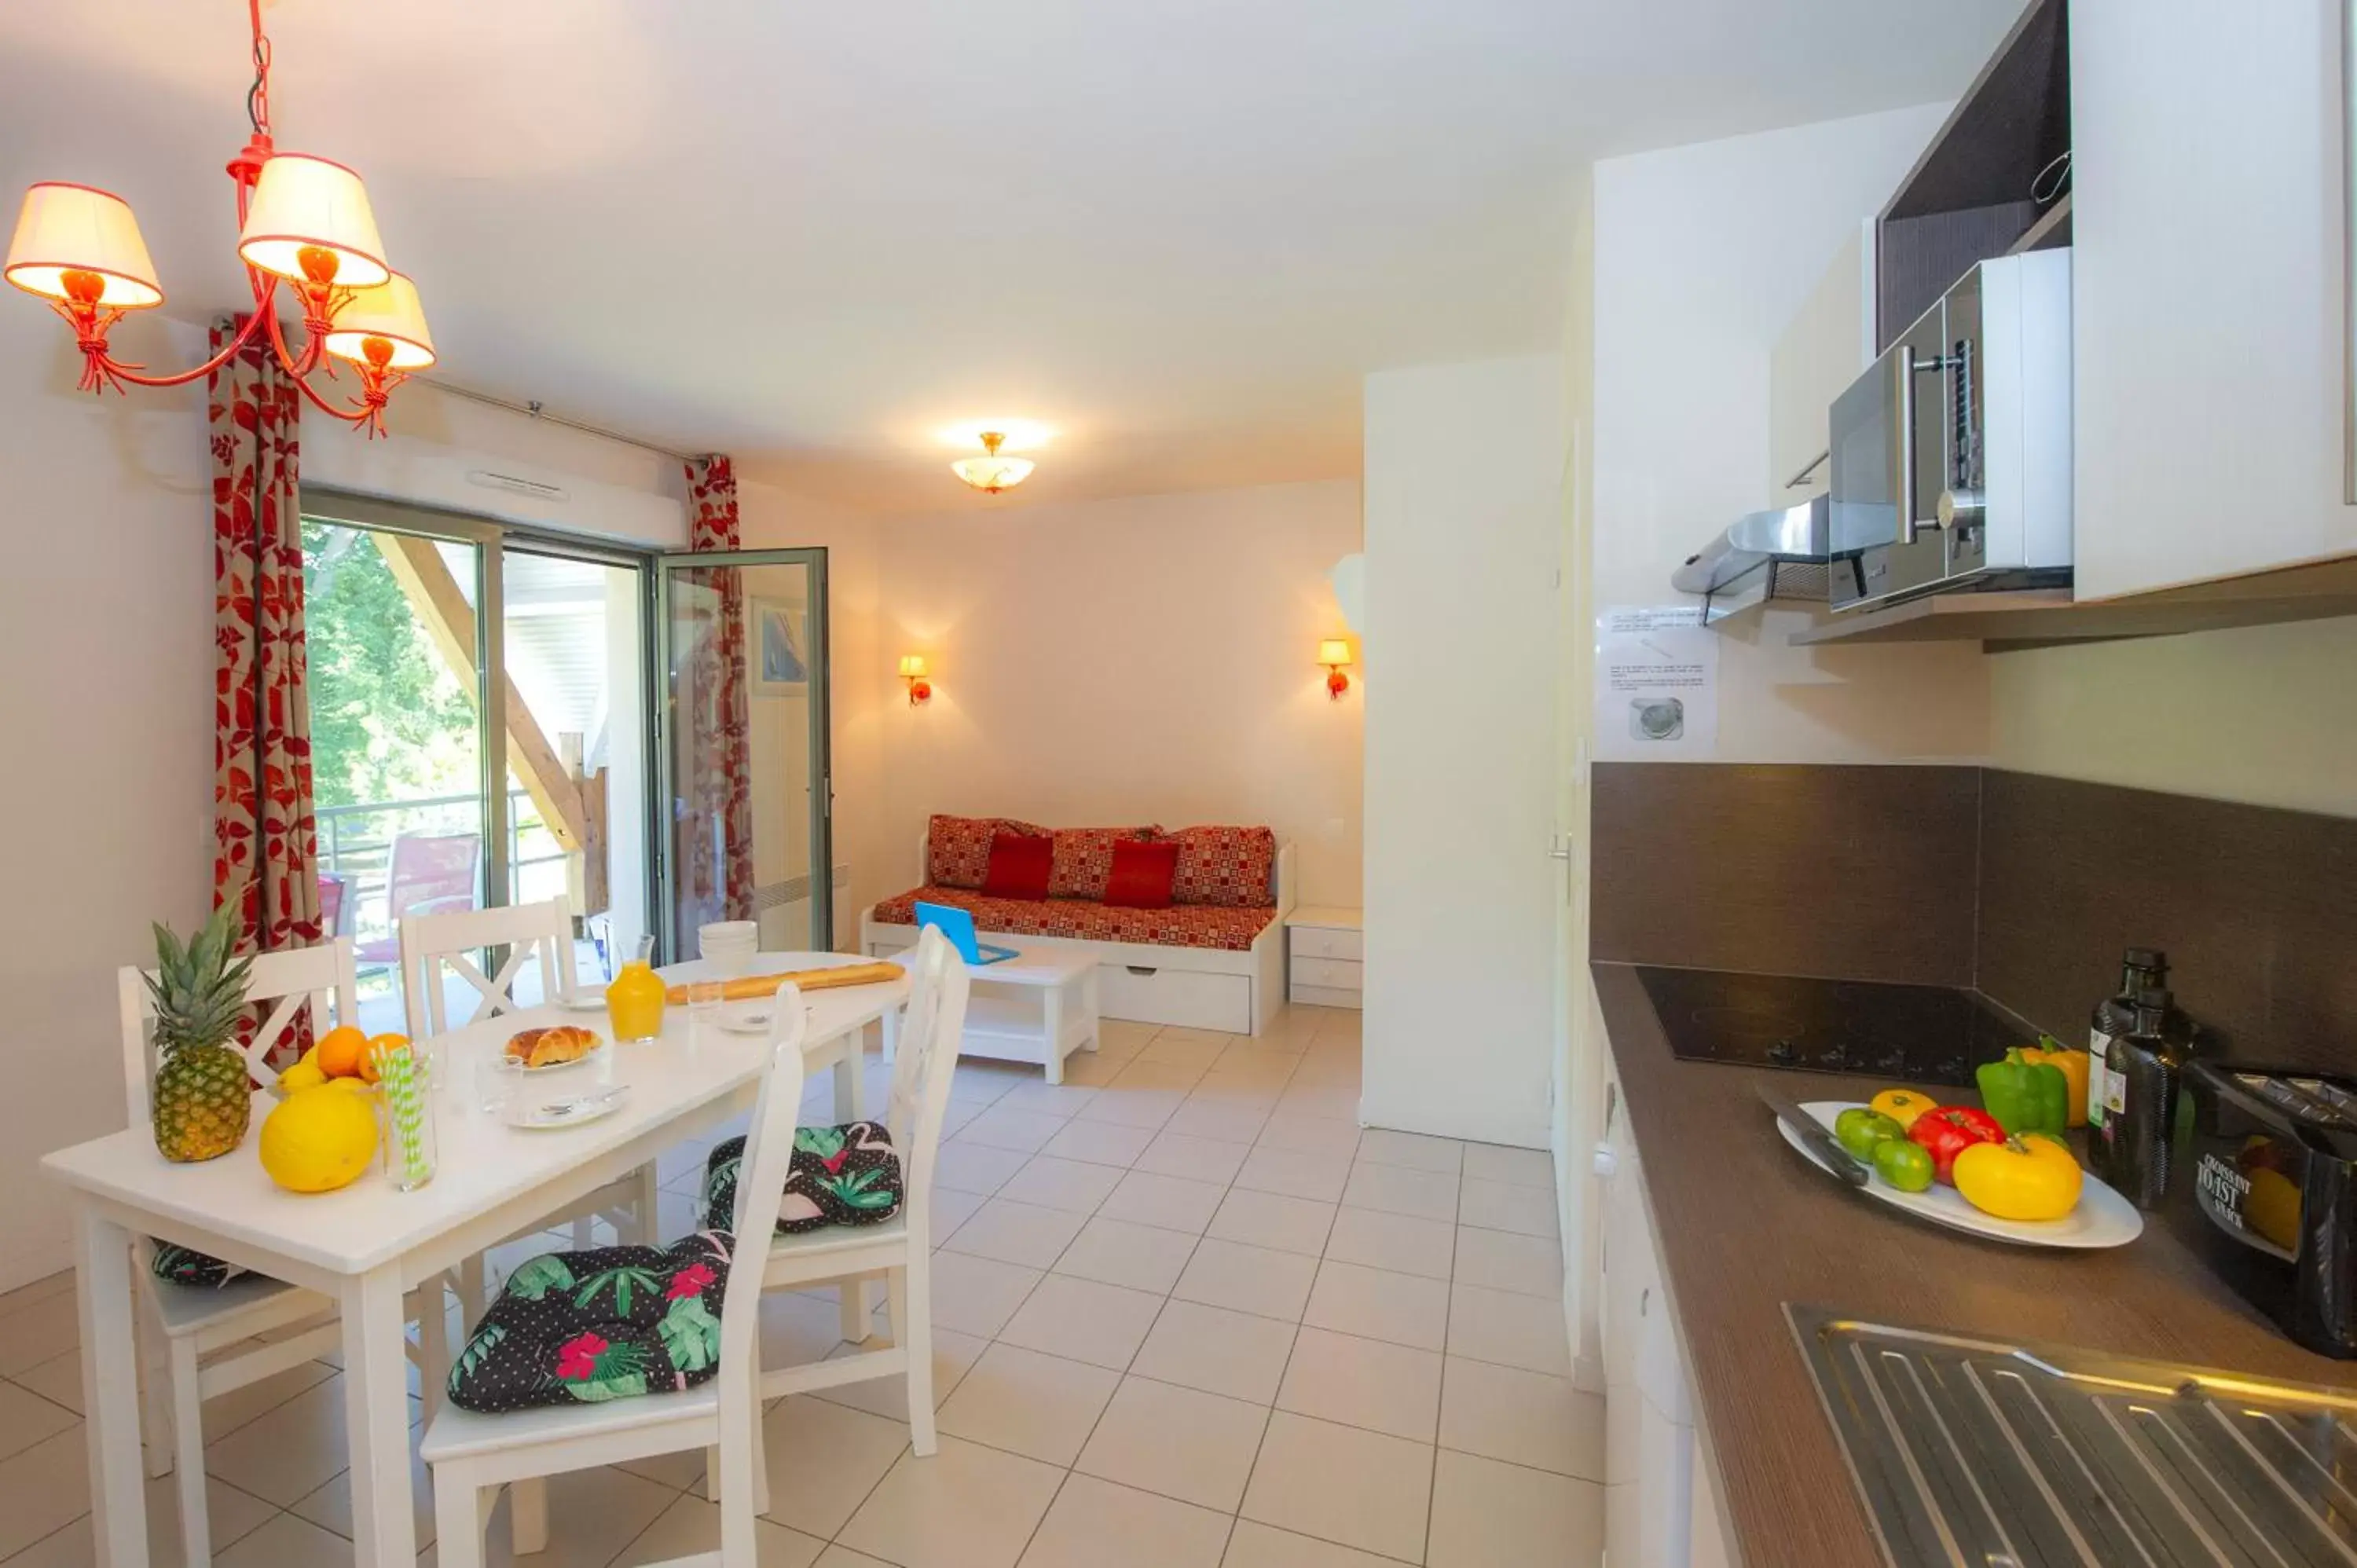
top-left (685, 980), bottom-right (725, 1053)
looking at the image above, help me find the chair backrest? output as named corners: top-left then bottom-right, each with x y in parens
top-left (116, 936), bottom-right (360, 1127)
top-left (715, 986), bottom-right (809, 1425)
top-left (880, 926), bottom-right (972, 1251)
top-left (399, 897), bottom-right (577, 1037)
top-left (317, 873), bottom-right (348, 937)
top-left (387, 832), bottom-right (482, 921)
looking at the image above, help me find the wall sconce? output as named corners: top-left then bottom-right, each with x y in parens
top-left (899, 654), bottom-right (932, 706)
top-left (1318, 638), bottom-right (1354, 701)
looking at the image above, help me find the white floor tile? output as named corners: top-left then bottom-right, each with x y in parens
top-left (1140, 1035), bottom-right (1230, 1071)
top-left (995, 1156), bottom-right (1126, 1214)
top-left (1097, 1171), bottom-right (1227, 1236)
top-left (1342, 1161), bottom-right (1460, 1223)
top-left (202, 1373), bottom-right (355, 1508)
top-left (1221, 1519), bottom-right (1407, 1568)
top-left (1277, 1082), bottom-right (1361, 1120)
top-left (1131, 1300), bottom-right (1297, 1404)
top-left (1439, 1356), bottom-right (1604, 1481)
top-left (1357, 1129), bottom-right (1465, 1174)
top-left (0, 1380), bottom-right (79, 1463)
top-left (1170, 1239), bottom-right (1317, 1322)
top-left (940, 1198), bottom-right (1091, 1270)
top-left (1110, 1060), bottom-right (1210, 1093)
top-left (8, 1467), bottom-right (280, 1568)
top-left (1426, 1449), bottom-right (1604, 1568)
top-left (1322, 1208), bottom-right (1456, 1282)
top-left (1051, 1218), bottom-right (1201, 1295)
top-left (1206, 1191), bottom-right (1336, 1258)
top-left (1132, 1131), bottom-right (1254, 1186)
top-left (1252, 1114), bottom-right (1362, 1162)
top-left (0, 1295), bottom-right (79, 1379)
top-left (1458, 1178), bottom-right (1560, 1239)
top-left (922, 1185), bottom-right (989, 1244)
top-left (757, 1394), bottom-right (913, 1539)
top-left (921, 1251), bottom-right (1044, 1339)
top-left (994, 1080), bottom-right (1102, 1119)
top-left (9, 1350), bottom-right (88, 1416)
top-left (1234, 1147), bottom-right (1351, 1204)
top-left (1162, 1100), bottom-right (1272, 1145)
top-left (933, 1140), bottom-right (1033, 1196)
top-left (211, 1511), bottom-right (355, 1568)
top-left (1277, 1327), bottom-right (1444, 1442)
top-left (1240, 1412), bottom-right (1432, 1563)
top-left (1303, 1260), bottom-right (1450, 1352)
top-left (956, 1105), bottom-right (1072, 1156)
top-left (816, 1547), bottom-right (901, 1568)
top-left (610, 1490), bottom-right (827, 1567)
top-left (1018, 1473), bottom-right (1233, 1568)
top-left (0, 1427), bottom-right (91, 1560)
top-left (1450, 1226), bottom-right (1563, 1299)
top-left (1038, 1119), bottom-right (1159, 1168)
top-left (812, 1324), bottom-right (988, 1423)
top-left (1462, 1142), bottom-right (1554, 1189)
top-left (935, 1342), bottom-right (1120, 1465)
top-left (997, 1275), bottom-right (1166, 1371)
top-left (1446, 1283), bottom-right (1573, 1376)
top-left (1075, 1086), bottom-right (1186, 1130)
top-left (0, 1271), bottom-right (73, 1321)
top-left (1076, 1376), bottom-right (1270, 1513)
top-left (836, 1434), bottom-right (1064, 1568)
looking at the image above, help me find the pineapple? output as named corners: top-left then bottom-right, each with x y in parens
top-left (144, 906), bottom-right (258, 1163)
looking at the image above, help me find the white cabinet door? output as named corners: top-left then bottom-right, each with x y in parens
top-left (1768, 221), bottom-right (1875, 500)
top-left (2073, 0), bottom-right (2357, 598)
top-left (1597, 1065), bottom-right (1697, 1567)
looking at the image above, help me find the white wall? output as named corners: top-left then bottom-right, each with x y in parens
top-left (1589, 104), bottom-right (1990, 763)
top-left (1362, 355), bottom-right (1564, 1150)
top-left (867, 480), bottom-right (1365, 908)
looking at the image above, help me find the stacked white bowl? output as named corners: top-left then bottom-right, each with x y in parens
top-left (698, 920), bottom-right (759, 977)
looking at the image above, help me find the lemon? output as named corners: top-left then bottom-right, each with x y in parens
top-left (258, 1084), bottom-right (379, 1193)
top-left (276, 1060), bottom-right (328, 1094)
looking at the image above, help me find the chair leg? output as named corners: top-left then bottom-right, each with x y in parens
top-left (459, 1254), bottom-right (489, 1332)
top-left (748, 1354), bottom-right (772, 1519)
top-left (415, 1276), bottom-right (450, 1427)
top-left (632, 1160), bottom-right (662, 1245)
top-left (900, 1258), bottom-right (937, 1457)
top-left (838, 1272), bottom-right (872, 1345)
top-left (432, 1472), bottom-right (486, 1568)
top-left (511, 1475), bottom-right (549, 1555)
top-left (570, 1214), bottom-right (594, 1250)
top-left (720, 1402), bottom-right (761, 1567)
top-left (704, 1444), bottom-right (723, 1504)
top-left (169, 1337), bottom-right (211, 1568)
top-left (136, 1295), bottom-right (174, 1480)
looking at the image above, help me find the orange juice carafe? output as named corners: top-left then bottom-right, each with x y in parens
top-left (606, 933), bottom-right (667, 1043)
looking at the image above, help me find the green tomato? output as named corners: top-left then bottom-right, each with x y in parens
top-left (1835, 1108), bottom-right (1904, 1160)
top-left (1874, 1137), bottom-right (1936, 1194)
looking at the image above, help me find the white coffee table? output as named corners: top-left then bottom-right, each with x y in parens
top-left (889, 937), bottom-right (1100, 1083)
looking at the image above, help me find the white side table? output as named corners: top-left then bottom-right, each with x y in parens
top-left (1285, 906), bottom-right (1363, 1009)
top-left (887, 937), bottom-right (1101, 1083)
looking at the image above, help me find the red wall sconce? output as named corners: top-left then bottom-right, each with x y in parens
top-left (1318, 638), bottom-right (1354, 701)
top-left (899, 654), bottom-right (932, 706)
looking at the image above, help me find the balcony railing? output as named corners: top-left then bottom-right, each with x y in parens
top-left (316, 788), bottom-right (574, 948)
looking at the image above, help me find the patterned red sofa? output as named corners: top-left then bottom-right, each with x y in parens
top-left (861, 815), bottom-right (1295, 1036)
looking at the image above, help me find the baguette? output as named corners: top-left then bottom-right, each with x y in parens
top-left (665, 962), bottom-right (904, 1006)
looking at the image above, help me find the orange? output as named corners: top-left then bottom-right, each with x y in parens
top-left (357, 1032), bottom-right (411, 1084)
top-left (313, 1024), bottom-right (370, 1079)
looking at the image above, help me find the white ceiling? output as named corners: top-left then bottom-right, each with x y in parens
top-left (0, 0), bottom-right (2018, 514)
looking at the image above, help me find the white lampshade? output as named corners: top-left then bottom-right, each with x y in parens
top-left (237, 154), bottom-right (390, 288)
top-left (4, 183), bottom-right (163, 308)
top-left (951, 454), bottom-right (1034, 493)
top-left (324, 273), bottom-right (435, 370)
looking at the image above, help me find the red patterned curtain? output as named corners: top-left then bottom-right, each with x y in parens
top-left (209, 317), bottom-right (322, 954)
top-left (683, 456), bottom-right (756, 929)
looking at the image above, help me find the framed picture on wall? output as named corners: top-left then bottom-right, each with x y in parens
top-left (752, 597), bottom-right (808, 694)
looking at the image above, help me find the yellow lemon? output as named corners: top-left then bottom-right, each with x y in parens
top-left (276, 1060), bottom-right (328, 1094)
top-left (258, 1084), bottom-right (379, 1194)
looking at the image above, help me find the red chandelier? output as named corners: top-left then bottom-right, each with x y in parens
top-left (3, 0), bottom-right (434, 437)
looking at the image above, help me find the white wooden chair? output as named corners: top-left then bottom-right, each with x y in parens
top-left (422, 987), bottom-right (810, 1568)
top-left (399, 899), bottom-right (663, 1310)
top-left (116, 936), bottom-right (451, 1568)
top-left (740, 925), bottom-right (970, 1458)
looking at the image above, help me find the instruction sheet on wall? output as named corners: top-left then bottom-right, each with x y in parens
top-left (1594, 606), bottom-right (1718, 760)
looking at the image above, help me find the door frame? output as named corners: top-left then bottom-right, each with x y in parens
top-left (652, 547), bottom-right (832, 962)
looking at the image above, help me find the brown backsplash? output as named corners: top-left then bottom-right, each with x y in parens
top-left (1591, 762), bottom-right (2357, 1068)
top-left (1589, 763), bottom-right (1981, 987)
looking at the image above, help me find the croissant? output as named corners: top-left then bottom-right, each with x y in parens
top-left (505, 1025), bottom-right (599, 1069)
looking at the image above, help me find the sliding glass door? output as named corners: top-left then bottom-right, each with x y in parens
top-left (656, 549), bottom-right (831, 959)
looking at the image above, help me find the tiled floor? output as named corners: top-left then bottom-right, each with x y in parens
top-left (0, 1004), bottom-right (1602, 1567)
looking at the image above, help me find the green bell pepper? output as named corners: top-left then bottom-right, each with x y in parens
top-left (1975, 1048), bottom-right (2070, 1138)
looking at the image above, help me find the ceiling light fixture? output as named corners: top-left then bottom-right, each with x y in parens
top-left (3, 0), bottom-right (434, 437)
top-left (951, 431), bottom-right (1036, 494)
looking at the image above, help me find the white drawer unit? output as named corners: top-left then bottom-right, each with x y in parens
top-left (1097, 962), bottom-right (1254, 1034)
top-left (1285, 906), bottom-right (1363, 1009)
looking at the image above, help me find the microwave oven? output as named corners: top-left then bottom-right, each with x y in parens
top-left (1827, 251), bottom-right (2073, 612)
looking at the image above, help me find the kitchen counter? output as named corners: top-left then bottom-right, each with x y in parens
top-left (1593, 960), bottom-right (2357, 1568)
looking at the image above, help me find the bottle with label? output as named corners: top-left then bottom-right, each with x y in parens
top-left (2088, 948), bottom-right (2183, 1130)
top-left (2098, 987), bottom-right (2192, 1209)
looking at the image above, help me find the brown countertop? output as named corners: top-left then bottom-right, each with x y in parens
top-left (1593, 961), bottom-right (2357, 1568)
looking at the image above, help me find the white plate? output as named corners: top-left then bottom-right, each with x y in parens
top-left (497, 1032), bottom-right (609, 1075)
top-left (1776, 1100), bottom-right (2143, 1249)
top-left (554, 991), bottom-right (608, 1013)
top-left (713, 1002), bottom-right (816, 1036)
top-left (502, 1083), bottom-right (631, 1130)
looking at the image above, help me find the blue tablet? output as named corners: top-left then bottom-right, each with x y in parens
top-left (912, 902), bottom-right (1021, 966)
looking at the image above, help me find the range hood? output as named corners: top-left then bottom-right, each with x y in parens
top-left (1670, 495), bottom-right (1858, 623)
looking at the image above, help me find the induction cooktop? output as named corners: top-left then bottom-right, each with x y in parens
top-left (1631, 965), bottom-right (2039, 1088)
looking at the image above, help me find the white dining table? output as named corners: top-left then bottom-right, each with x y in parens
top-left (41, 951), bottom-right (909, 1568)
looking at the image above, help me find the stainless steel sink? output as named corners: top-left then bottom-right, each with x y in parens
top-left (1790, 1306), bottom-right (2357, 1566)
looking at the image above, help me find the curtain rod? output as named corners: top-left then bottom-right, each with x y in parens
top-left (421, 378), bottom-right (703, 467)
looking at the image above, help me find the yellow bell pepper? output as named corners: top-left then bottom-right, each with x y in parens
top-left (2017, 1041), bottom-right (2091, 1127)
top-left (1952, 1133), bottom-right (2083, 1222)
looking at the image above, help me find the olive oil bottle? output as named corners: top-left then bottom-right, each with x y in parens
top-left (2097, 987), bottom-right (2193, 1209)
top-left (2088, 948), bottom-right (2187, 1131)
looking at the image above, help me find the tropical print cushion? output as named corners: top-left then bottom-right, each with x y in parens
top-left (152, 1241), bottom-right (245, 1289)
top-left (700, 1122), bottom-right (904, 1234)
top-left (445, 1233), bottom-right (734, 1414)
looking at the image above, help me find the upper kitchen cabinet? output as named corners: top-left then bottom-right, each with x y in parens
top-left (2072, 0), bottom-right (2357, 599)
top-left (1767, 222), bottom-right (1875, 502)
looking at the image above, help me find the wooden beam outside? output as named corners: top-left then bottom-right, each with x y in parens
top-left (372, 533), bottom-right (588, 854)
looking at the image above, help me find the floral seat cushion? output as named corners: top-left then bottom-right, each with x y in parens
top-left (445, 1233), bottom-right (734, 1413)
top-left (700, 1121), bottom-right (904, 1234)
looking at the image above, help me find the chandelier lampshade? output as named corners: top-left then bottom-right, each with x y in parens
top-left (4, 184), bottom-right (163, 309)
top-left (236, 153), bottom-right (390, 288)
top-left (951, 431), bottom-right (1036, 494)
top-left (324, 273), bottom-right (436, 371)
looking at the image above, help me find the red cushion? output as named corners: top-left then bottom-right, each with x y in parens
top-left (1102, 839), bottom-right (1180, 909)
top-left (928, 815), bottom-right (1047, 888)
top-left (1048, 826), bottom-right (1159, 899)
top-left (981, 830), bottom-right (1054, 899)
